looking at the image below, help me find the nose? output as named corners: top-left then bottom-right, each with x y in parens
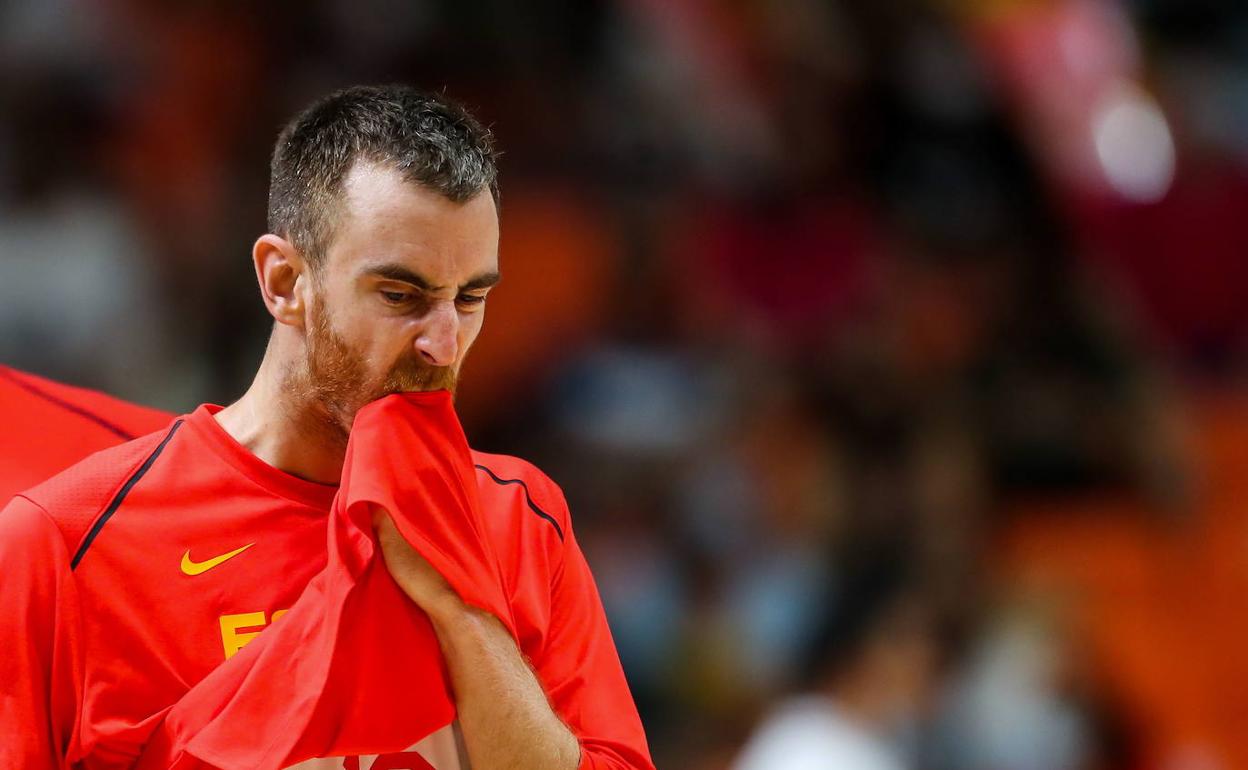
top-left (414, 301), bottom-right (459, 367)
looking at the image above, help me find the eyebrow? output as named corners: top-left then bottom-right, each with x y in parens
top-left (363, 263), bottom-right (501, 293)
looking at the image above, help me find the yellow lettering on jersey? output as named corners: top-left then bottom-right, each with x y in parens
top-left (220, 611), bottom-right (267, 659)
top-left (219, 609), bottom-right (293, 659)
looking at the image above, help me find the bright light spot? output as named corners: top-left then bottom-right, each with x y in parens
top-left (1092, 81), bottom-right (1176, 203)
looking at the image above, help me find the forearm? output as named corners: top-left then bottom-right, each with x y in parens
top-left (427, 598), bottom-right (582, 770)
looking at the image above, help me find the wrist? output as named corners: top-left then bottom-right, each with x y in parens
top-left (425, 598), bottom-right (507, 647)
top-left (423, 591), bottom-right (475, 629)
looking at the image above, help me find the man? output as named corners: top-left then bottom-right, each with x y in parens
top-left (732, 558), bottom-right (939, 770)
top-left (0, 85), bottom-right (653, 770)
top-left (0, 365), bottom-right (170, 501)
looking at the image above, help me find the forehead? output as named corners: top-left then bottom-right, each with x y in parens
top-left (326, 161), bottom-right (499, 278)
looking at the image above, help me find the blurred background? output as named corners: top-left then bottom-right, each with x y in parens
top-left (3, 0), bottom-right (1248, 767)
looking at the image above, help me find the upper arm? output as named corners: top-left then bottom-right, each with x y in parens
top-left (532, 501), bottom-right (655, 770)
top-left (0, 495), bottom-right (82, 769)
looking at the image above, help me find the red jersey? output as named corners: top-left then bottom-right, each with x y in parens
top-left (0, 366), bottom-right (170, 501)
top-left (0, 400), bottom-right (653, 769)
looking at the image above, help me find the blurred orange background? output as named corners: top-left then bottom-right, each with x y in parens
top-left (3, 1), bottom-right (1248, 768)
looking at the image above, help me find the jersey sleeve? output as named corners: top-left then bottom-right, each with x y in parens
top-left (0, 495), bottom-right (82, 769)
top-left (536, 504), bottom-right (655, 770)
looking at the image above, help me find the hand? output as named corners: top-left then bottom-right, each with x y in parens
top-left (373, 505), bottom-right (464, 619)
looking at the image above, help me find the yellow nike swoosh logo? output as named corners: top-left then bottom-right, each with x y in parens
top-left (180, 543), bottom-right (255, 576)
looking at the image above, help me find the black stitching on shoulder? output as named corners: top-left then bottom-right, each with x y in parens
top-left (0, 366), bottom-right (137, 441)
top-left (474, 463), bottom-right (565, 542)
top-left (71, 420), bottom-right (183, 570)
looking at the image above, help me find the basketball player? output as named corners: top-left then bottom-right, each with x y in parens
top-left (0, 85), bottom-right (652, 770)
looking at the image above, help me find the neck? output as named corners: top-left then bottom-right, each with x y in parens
top-left (214, 337), bottom-right (347, 486)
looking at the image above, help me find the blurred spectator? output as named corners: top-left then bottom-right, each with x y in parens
top-left (732, 556), bottom-right (940, 770)
top-left (935, 600), bottom-right (1097, 770)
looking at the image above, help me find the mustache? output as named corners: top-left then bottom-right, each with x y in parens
top-left (380, 357), bottom-right (457, 395)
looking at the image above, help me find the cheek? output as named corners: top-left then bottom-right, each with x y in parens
top-left (458, 311), bottom-right (486, 352)
top-left (334, 315), bottom-right (411, 374)
top-left (382, 317), bottom-right (424, 359)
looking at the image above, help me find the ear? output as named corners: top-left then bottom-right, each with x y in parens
top-left (253, 234), bottom-right (310, 328)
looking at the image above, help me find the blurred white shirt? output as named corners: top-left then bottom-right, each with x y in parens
top-left (733, 696), bottom-right (905, 770)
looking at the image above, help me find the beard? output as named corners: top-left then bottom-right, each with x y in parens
top-left (286, 301), bottom-right (458, 445)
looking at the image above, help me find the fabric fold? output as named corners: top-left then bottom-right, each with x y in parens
top-left (134, 391), bottom-right (513, 769)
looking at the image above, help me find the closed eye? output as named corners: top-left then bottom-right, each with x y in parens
top-left (457, 293), bottom-right (487, 308)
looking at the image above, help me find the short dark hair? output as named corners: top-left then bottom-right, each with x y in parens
top-left (267, 84), bottom-right (499, 266)
top-left (798, 550), bottom-right (931, 687)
